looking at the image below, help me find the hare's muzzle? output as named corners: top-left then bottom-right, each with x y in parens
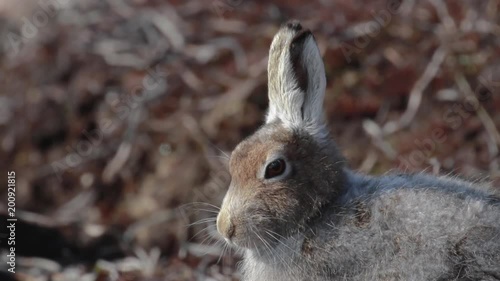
top-left (216, 209), bottom-right (235, 242)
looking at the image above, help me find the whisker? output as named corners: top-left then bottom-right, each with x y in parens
top-left (179, 202), bottom-right (221, 210)
top-left (186, 217), bottom-right (217, 227)
top-left (264, 230), bottom-right (295, 273)
top-left (190, 208), bottom-right (221, 214)
top-left (265, 229), bottom-right (306, 273)
top-left (190, 223), bottom-right (217, 241)
top-left (217, 242), bottom-right (229, 264)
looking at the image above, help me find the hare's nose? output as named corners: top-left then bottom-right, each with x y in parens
top-left (217, 213), bottom-right (235, 240)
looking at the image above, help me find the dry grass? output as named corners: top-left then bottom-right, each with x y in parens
top-left (1, 0), bottom-right (499, 280)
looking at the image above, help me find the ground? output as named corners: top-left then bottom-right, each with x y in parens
top-left (0, 0), bottom-right (500, 280)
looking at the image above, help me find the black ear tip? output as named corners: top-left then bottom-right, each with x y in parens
top-left (291, 29), bottom-right (312, 45)
top-left (284, 20), bottom-right (302, 31)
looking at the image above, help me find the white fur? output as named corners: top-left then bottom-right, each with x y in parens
top-left (266, 28), bottom-right (327, 141)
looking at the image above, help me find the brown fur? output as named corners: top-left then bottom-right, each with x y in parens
top-left (218, 122), bottom-right (345, 250)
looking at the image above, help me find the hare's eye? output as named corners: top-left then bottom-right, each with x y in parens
top-left (265, 159), bottom-right (286, 179)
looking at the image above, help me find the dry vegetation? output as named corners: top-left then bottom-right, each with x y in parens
top-left (1, 0), bottom-right (500, 280)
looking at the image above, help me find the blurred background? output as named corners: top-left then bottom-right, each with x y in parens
top-left (1, 0), bottom-right (500, 280)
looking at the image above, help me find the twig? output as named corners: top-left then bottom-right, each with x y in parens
top-left (102, 107), bottom-right (142, 183)
top-left (201, 74), bottom-right (266, 137)
top-left (102, 65), bottom-right (168, 183)
top-left (363, 119), bottom-right (397, 159)
top-left (123, 209), bottom-right (178, 244)
top-left (35, 142), bottom-right (118, 179)
top-left (109, 0), bottom-right (134, 18)
top-left (208, 38), bottom-right (248, 74)
top-left (102, 141), bottom-right (133, 183)
top-left (358, 149), bottom-right (379, 173)
top-left (454, 74), bottom-right (500, 145)
top-left (454, 73), bottom-right (500, 176)
top-left (181, 69), bottom-right (205, 92)
top-left (429, 0), bottom-right (457, 32)
top-left (54, 190), bottom-right (96, 223)
top-left (428, 157), bottom-right (441, 175)
top-left (150, 11), bottom-right (185, 50)
top-left (134, 247), bottom-right (161, 277)
top-left (182, 114), bottom-right (230, 169)
top-left (185, 242), bottom-right (225, 257)
top-left (209, 18), bottom-right (247, 34)
top-left (382, 45), bottom-right (448, 135)
top-left (94, 39), bottom-right (147, 68)
top-left (17, 257), bottom-right (61, 273)
top-left (15, 211), bottom-right (58, 227)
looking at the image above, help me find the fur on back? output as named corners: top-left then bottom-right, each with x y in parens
top-left (242, 172), bottom-right (500, 281)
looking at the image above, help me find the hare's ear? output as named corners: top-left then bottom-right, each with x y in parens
top-left (266, 21), bottom-right (327, 140)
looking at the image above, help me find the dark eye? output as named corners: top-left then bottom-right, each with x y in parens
top-left (265, 159), bottom-right (286, 179)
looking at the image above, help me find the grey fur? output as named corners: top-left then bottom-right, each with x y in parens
top-left (217, 21), bottom-right (500, 281)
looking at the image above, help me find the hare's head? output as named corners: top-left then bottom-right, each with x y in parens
top-left (217, 21), bottom-right (345, 252)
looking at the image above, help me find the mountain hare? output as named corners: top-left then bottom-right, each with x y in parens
top-left (216, 21), bottom-right (500, 281)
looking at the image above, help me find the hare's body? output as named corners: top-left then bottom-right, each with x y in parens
top-left (243, 170), bottom-right (500, 281)
top-left (216, 21), bottom-right (500, 281)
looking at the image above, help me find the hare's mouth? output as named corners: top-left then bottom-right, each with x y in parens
top-left (229, 227), bottom-right (282, 254)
